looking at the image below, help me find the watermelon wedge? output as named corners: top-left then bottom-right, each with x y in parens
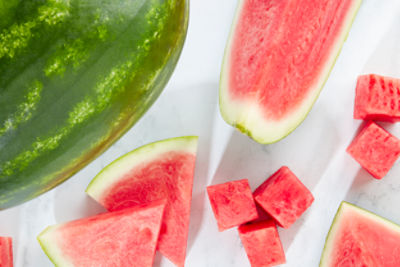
top-left (320, 201), bottom-right (400, 267)
top-left (86, 136), bottom-right (198, 267)
top-left (220, 0), bottom-right (362, 143)
top-left (38, 200), bottom-right (166, 267)
top-left (0, 237), bottom-right (13, 267)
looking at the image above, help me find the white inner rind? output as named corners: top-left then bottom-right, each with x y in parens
top-left (219, 0), bottom-right (362, 144)
top-left (86, 136), bottom-right (198, 201)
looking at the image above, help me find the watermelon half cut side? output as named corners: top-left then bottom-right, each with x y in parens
top-left (220, 0), bottom-right (362, 143)
top-left (38, 200), bottom-right (166, 267)
top-left (320, 201), bottom-right (400, 267)
top-left (86, 136), bottom-right (198, 267)
top-left (0, 237), bottom-right (13, 267)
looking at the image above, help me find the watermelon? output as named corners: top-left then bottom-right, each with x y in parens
top-left (219, 0), bottom-right (361, 144)
top-left (0, 237), bottom-right (13, 267)
top-left (238, 220), bottom-right (285, 267)
top-left (0, 0), bottom-right (188, 209)
top-left (354, 74), bottom-right (400, 122)
top-left (38, 200), bottom-right (166, 267)
top-left (320, 201), bottom-right (400, 266)
top-left (254, 167), bottom-right (314, 229)
top-left (207, 179), bottom-right (258, 231)
top-left (86, 136), bottom-right (198, 267)
top-left (347, 122), bottom-right (400, 179)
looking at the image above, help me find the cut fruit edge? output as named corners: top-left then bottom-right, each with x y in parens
top-left (219, 0), bottom-right (362, 144)
top-left (319, 201), bottom-right (400, 266)
top-left (86, 136), bottom-right (198, 204)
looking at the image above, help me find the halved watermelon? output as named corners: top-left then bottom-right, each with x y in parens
top-left (86, 136), bottom-right (198, 267)
top-left (320, 201), bottom-right (400, 266)
top-left (38, 200), bottom-right (166, 267)
top-left (220, 0), bottom-right (361, 143)
top-left (0, 237), bottom-right (13, 267)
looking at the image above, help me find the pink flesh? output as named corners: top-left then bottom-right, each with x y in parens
top-left (56, 201), bottom-right (165, 267)
top-left (0, 237), bottom-right (13, 267)
top-left (254, 166), bottom-right (314, 228)
top-left (101, 152), bottom-right (196, 267)
top-left (207, 179), bottom-right (258, 231)
top-left (229, 0), bottom-right (353, 120)
top-left (354, 74), bottom-right (400, 122)
top-left (330, 207), bottom-right (400, 267)
top-left (347, 122), bottom-right (400, 179)
top-left (238, 220), bottom-right (285, 267)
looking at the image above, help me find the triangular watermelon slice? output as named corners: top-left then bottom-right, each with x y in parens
top-left (38, 200), bottom-right (166, 267)
top-left (0, 237), bottom-right (13, 267)
top-left (86, 136), bottom-right (198, 267)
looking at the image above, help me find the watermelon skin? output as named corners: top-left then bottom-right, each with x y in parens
top-left (347, 122), bottom-right (400, 179)
top-left (0, 0), bottom-right (189, 209)
top-left (86, 136), bottom-right (198, 267)
top-left (354, 74), bottom-right (400, 122)
top-left (207, 179), bottom-right (258, 231)
top-left (38, 200), bottom-right (166, 267)
top-left (320, 201), bottom-right (400, 267)
top-left (254, 167), bottom-right (314, 229)
top-left (0, 237), bottom-right (13, 267)
top-left (238, 220), bottom-right (285, 267)
top-left (219, 0), bottom-right (361, 144)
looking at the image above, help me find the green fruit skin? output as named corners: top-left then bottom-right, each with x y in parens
top-left (0, 0), bottom-right (189, 209)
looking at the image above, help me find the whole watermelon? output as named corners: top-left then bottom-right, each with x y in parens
top-left (0, 0), bottom-right (189, 209)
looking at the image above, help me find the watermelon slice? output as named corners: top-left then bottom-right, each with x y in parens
top-left (207, 179), bottom-right (258, 231)
top-left (0, 237), bottom-right (13, 267)
top-left (238, 220), bottom-right (285, 267)
top-left (38, 200), bottom-right (166, 267)
top-left (347, 122), bottom-right (400, 179)
top-left (320, 201), bottom-right (400, 266)
top-left (86, 136), bottom-right (198, 267)
top-left (354, 74), bottom-right (400, 122)
top-left (220, 0), bottom-right (362, 143)
top-left (254, 167), bottom-right (314, 229)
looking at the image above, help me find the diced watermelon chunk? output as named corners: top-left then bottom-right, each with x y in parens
top-left (0, 237), bottom-right (13, 267)
top-left (354, 74), bottom-right (400, 122)
top-left (253, 167), bottom-right (314, 229)
top-left (347, 122), bottom-right (400, 179)
top-left (238, 220), bottom-right (285, 267)
top-left (207, 179), bottom-right (258, 231)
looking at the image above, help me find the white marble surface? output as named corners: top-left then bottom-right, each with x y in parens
top-left (2, 1), bottom-right (400, 266)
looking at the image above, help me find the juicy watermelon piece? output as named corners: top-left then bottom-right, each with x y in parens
top-left (320, 201), bottom-right (400, 266)
top-left (86, 136), bottom-right (198, 267)
top-left (207, 179), bottom-right (258, 231)
top-left (220, 0), bottom-right (361, 144)
top-left (38, 200), bottom-right (166, 267)
top-left (354, 74), bottom-right (400, 122)
top-left (0, 237), bottom-right (13, 267)
top-left (347, 122), bottom-right (400, 179)
top-left (254, 167), bottom-right (314, 229)
top-left (238, 220), bottom-right (285, 267)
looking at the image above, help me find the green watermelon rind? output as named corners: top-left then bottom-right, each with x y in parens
top-left (319, 201), bottom-right (400, 266)
top-left (85, 136), bottom-right (198, 201)
top-left (38, 225), bottom-right (71, 267)
top-left (219, 0), bottom-right (362, 144)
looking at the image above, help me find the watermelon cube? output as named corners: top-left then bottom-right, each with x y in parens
top-left (0, 237), bottom-right (13, 267)
top-left (254, 167), bottom-right (314, 229)
top-left (207, 179), bottom-right (258, 231)
top-left (347, 122), bottom-right (400, 179)
top-left (238, 220), bottom-right (285, 267)
top-left (354, 74), bottom-right (400, 122)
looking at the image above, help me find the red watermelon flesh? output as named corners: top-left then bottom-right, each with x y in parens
top-left (254, 166), bottom-right (314, 229)
top-left (0, 237), bottom-right (13, 267)
top-left (354, 74), bottom-right (400, 122)
top-left (320, 202), bottom-right (400, 267)
top-left (347, 122), bottom-right (400, 179)
top-left (207, 179), bottom-right (259, 231)
top-left (238, 220), bottom-right (285, 267)
top-left (86, 136), bottom-right (198, 267)
top-left (38, 200), bottom-right (166, 267)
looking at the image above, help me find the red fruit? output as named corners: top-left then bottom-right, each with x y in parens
top-left (0, 237), bottom-right (13, 267)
